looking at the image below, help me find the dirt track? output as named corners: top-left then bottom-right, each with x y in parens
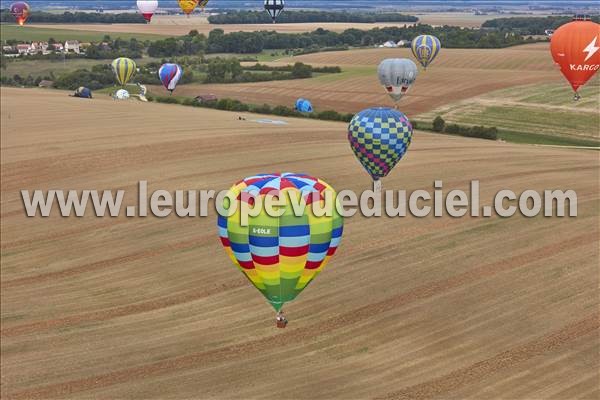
top-left (169, 44), bottom-right (561, 115)
top-left (1, 88), bottom-right (598, 399)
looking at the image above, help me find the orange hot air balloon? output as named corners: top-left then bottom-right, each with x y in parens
top-left (550, 15), bottom-right (600, 100)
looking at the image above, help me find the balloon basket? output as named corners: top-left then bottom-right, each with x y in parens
top-left (276, 320), bottom-right (287, 328)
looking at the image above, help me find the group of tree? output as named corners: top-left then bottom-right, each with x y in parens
top-left (85, 37), bottom-right (145, 60)
top-left (147, 30), bottom-right (208, 58)
top-left (204, 59), bottom-right (321, 83)
top-left (53, 64), bottom-right (115, 90)
top-left (0, 9), bottom-right (145, 23)
top-left (482, 15), bottom-right (600, 35)
top-left (208, 10), bottom-right (418, 24)
top-left (432, 116), bottom-right (498, 141)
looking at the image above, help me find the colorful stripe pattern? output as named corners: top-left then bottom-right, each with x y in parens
top-left (218, 173), bottom-right (343, 311)
top-left (411, 35), bottom-right (441, 69)
top-left (158, 63), bottom-right (183, 93)
top-left (348, 108), bottom-right (413, 180)
top-left (111, 57), bottom-right (137, 86)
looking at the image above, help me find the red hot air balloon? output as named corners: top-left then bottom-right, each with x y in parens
top-left (550, 15), bottom-right (600, 100)
top-left (10, 2), bottom-right (31, 26)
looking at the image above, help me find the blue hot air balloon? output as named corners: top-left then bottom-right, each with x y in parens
top-left (159, 63), bottom-right (183, 94)
top-left (295, 98), bottom-right (313, 113)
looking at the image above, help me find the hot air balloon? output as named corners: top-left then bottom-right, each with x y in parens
top-left (72, 87), bottom-right (92, 99)
top-left (10, 2), bottom-right (30, 26)
top-left (159, 63), bottom-right (183, 94)
top-left (178, 0), bottom-right (198, 16)
top-left (411, 35), bottom-right (441, 69)
top-left (377, 58), bottom-right (418, 103)
top-left (137, 0), bottom-right (158, 23)
top-left (218, 173), bottom-right (343, 326)
top-left (295, 98), bottom-right (313, 113)
top-left (114, 89), bottom-right (130, 100)
top-left (264, 0), bottom-right (284, 23)
top-left (111, 57), bottom-right (137, 86)
top-left (198, 0), bottom-right (209, 10)
top-left (550, 15), bottom-right (600, 100)
top-left (348, 108), bottom-right (413, 191)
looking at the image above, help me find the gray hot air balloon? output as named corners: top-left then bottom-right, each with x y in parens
top-left (377, 58), bottom-right (418, 103)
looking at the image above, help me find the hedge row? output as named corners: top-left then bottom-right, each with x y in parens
top-left (148, 95), bottom-right (354, 123)
top-left (429, 116), bottom-right (498, 140)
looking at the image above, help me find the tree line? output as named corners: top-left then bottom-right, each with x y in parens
top-left (146, 24), bottom-right (531, 57)
top-left (0, 9), bottom-right (145, 23)
top-left (149, 94), bottom-right (355, 123)
top-left (482, 15), bottom-right (600, 35)
top-left (208, 10), bottom-right (418, 24)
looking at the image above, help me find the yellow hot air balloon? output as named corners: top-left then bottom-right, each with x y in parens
top-left (198, 0), bottom-right (209, 10)
top-left (178, 0), bottom-right (198, 16)
top-left (111, 57), bottom-right (137, 86)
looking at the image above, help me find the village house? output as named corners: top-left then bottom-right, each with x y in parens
top-left (64, 40), bottom-right (80, 54)
top-left (52, 43), bottom-right (64, 52)
top-left (16, 44), bottom-right (32, 55)
top-left (30, 42), bottom-right (49, 54)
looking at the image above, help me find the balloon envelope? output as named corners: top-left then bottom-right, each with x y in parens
top-left (198, 0), bottom-right (209, 9)
top-left (159, 63), bottom-right (183, 93)
top-left (295, 98), bottom-right (313, 113)
top-left (377, 58), bottom-right (418, 102)
top-left (137, 0), bottom-right (158, 22)
top-left (74, 87), bottom-right (92, 99)
top-left (114, 89), bottom-right (130, 100)
top-left (218, 173), bottom-right (343, 312)
top-left (111, 57), bottom-right (137, 86)
top-left (348, 107), bottom-right (413, 181)
top-left (264, 0), bottom-right (284, 22)
top-left (10, 2), bottom-right (30, 26)
top-left (551, 19), bottom-right (600, 93)
top-left (411, 35), bottom-right (441, 69)
top-left (178, 0), bottom-right (198, 15)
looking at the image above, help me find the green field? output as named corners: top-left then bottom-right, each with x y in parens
top-left (0, 24), bottom-right (167, 42)
top-left (418, 80), bottom-right (600, 147)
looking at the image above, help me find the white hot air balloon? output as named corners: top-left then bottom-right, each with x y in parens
top-left (114, 89), bottom-right (130, 100)
top-left (377, 58), bottom-right (418, 103)
top-left (137, 0), bottom-right (158, 23)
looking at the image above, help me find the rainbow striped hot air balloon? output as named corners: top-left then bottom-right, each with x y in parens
top-left (111, 57), bottom-right (137, 86)
top-left (218, 173), bottom-right (343, 318)
top-left (411, 35), bottom-right (441, 69)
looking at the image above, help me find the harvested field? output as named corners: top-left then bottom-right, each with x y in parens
top-left (163, 44), bottom-right (561, 116)
top-left (418, 79), bottom-right (600, 145)
top-left (27, 14), bottom-right (417, 37)
top-left (414, 12), bottom-right (551, 28)
top-left (1, 87), bottom-right (599, 399)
